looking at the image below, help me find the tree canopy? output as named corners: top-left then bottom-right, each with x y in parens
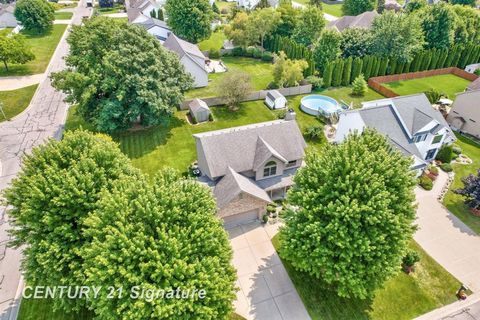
top-left (273, 3), bottom-right (299, 37)
top-left (51, 18), bottom-right (192, 133)
top-left (292, 6), bottom-right (325, 46)
top-left (456, 169), bottom-right (480, 210)
top-left (342, 0), bottom-right (375, 16)
top-left (82, 170), bottom-right (237, 319)
top-left (218, 71), bottom-right (253, 111)
top-left (313, 29), bottom-right (342, 74)
top-left (340, 27), bottom-right (373, 58)
top-left (273, 51), bottom-right (308, 87)
top-left (415, 3), bottom-right (457, 49)
top-left (165, 0), bottom-right (214, 43)
top-left (0, 34), bottom-right (34, 71)
top-left (3, 131), bottom-right (139, 312)
top-left (14, 0), bottom-right (54, 32)
top-left (280, 129), bottom-right (416, 299)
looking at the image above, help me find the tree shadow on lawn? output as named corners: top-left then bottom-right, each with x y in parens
top-left (211, 104), bottom-right (250, 121)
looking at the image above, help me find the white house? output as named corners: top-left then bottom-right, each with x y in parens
top-left (126, 0), bottom-right (161, 24)
top-left (236, 0), bottom-right (279, 9)
top-left (465, 63), bottom-right (480, 74)
top-left (163, 33), bottom-right (208, 88)
top-left (0, 3), bottom-right (17, 28)
top-left (265, 90), bottom-right (287, 110)
top-left (335, 94), bottom-right (455, 172)
top-left (135, 17), bottom-right (171, 42)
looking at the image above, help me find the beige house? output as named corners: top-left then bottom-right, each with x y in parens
top-left (447, 90), bottom-right (480, 139)
top-left (193, 110), bottom-right (306, 226)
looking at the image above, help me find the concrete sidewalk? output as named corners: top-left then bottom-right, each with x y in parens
top-left (414, 170), bottom-right (480, 292)
top-left (0, 74), bottom-right (45, 91)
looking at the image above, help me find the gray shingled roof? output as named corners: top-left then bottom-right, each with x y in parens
top-left (136, 17), bottom-right (170, 30)
top-left (266, 90), bottom-right (284, 101)
top-left (194, 120), bottom-right (307, 179)
top-left (188, 99), bottom-right (209, 113)
top-left (252, 137), bottom-right (288, 171)
top-left (214, 167), bottom-right (271, 209)
top-left (327, 11), bottom-right (378, 32)
top-left (468, 78), bottom-right (480, 91)
top-left (0, 3), bottom-right (15, 14)
top-left (163, 33), bottom-right (205, 60)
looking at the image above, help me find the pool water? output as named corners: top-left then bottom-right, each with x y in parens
top-left (300, 95), bottom-right (342, 117)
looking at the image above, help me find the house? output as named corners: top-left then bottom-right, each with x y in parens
top-left (236, 0), bottom-right (279, 9)
top-left (163, 33), bottom-right (208, 88)
top-left (126, 0), bottom-right (161, 24)
top-left (0, 3), bottom-right (17, 28)
top-left (467, 78), bottom-right (480, 91)
top-left (385, 0), bottom-right (402, 11)
top-left (465, 63), bottom-right (480, 74)
top-left (335, 93), bottom-right (455, 172)
top-left (327, 11), bottom-right (378, 32)
top-left (135, 17), bottom-right (171, 42)
top-left (188, 99), bottom-right (211, 123)
top-left (447, 90), bottom-right (480, 139)
top-left (265, 90), bottom-right (287, 110)
top-left (194, 111), bottom-right (306, 226)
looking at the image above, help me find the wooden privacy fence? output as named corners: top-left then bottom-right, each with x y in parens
top-left (368, 67), bottom-right (479, 98)
top-left (181, 84), bottom-right (312, 109)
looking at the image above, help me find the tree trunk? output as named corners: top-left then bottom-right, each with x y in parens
top-left (3, 60), bottom-right (8, 71)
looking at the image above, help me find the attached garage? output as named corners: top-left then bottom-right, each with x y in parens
top-left (223, 209), bottom-right (259, 228)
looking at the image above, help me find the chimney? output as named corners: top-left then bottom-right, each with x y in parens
top-left (285, 108), bottom-right (296, 121)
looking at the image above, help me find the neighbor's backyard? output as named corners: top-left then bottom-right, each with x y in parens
top-left (273, 236), bottom-right (462, 320)
top-left (382, 74), bottom-right (471, 99)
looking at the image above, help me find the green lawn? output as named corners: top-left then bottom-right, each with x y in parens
top-left (198, 30), bottom-right (226, 52)
top-left (323, 3), bottom-right (344, 17)
top-left (0, 85), bottom-right (38, 122)
top-left (313, 86), bottom-right (385, 109)
top-left (382, 74), bottom-right (472, 99)
top-left (217, 0), bottom-right (235, 13)
top-left (272, 235), bottom-right (461, 320)
top-left (95, 4), bottom-right (125, 15)
top-left (0, 25), bottom-right (67, 76)
top-left (54, 11), bottom-right (73, 20)
top-left (0, 28), bottom-right (12, 36)
top-left (443, 133), bottom-right (480, 234)
top-left (185, 57), bottom-right (274, 99)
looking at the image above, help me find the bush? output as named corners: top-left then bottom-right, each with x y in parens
top-left (429, 166), bottom-right (439, 176)
top-left (440, 163), bottom-right (453, 172)
top-left (262, 214), bottom-right (269, 223)
top-left (267, 81), bottom-right (279, 89)
top-left (208, 113), bottom-right (214, 122)
top-left (436, 145), bottom-right (454, 163)
top-left (273, 109), bottom-right (286, 119)
top-left (305, 125), bottom-right (324, 141)
top-left (232, 46), bottom-right (243, 56)
top-left (424, 88), bottom-right (444, 104)
top-left (220, 8), bottom-right (228, 14)
top-left (267, 204), bottom-right (276, 213)
top-left (402, 250), bottom-right (420, 273)
top-left (209, 49), bottom-right (220, 59)
top-left (245, 46), bottom-right (255, 57)
top-left (261, 51), bottom-right (273, 62)
top-left (452, 144), bottom-right (462, 155)
top-left (351, 74), bottom-right (368, 96)
top-left (418, 175), bottom-right (433, 190)
top-left (306, 75), bottom-right (323, 90)
top-left (253, 48), bottom-right (263, 59)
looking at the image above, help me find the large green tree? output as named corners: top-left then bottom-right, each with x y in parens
top-left (450, 0), bottom-right (475, 6)
top-left (280, 129), bottom-right (416, 299)
top-left (292, 6), bottom-right (325, 46)
top-left (165, 0), bottom-right (213, 43)
top-left (370, 11), bottom-right (424, 63)
top-left (313, 29), bottom-right (342, 73)
top-left (340, 27), bottom-right (373, 58)
top-left (273, 3), bottom-right (299, 37)
top-left (3, 131), bottom-right (139, 312)
top-left (82, 170), bottom-right (237, 319)
top-left (451, 5), bottom-right (480, 44)
top-left (273, 51), bottom-right (308, 87)
top-left (51, 18), bottom-right (192, 133)
top-left (14, 0), bottom-right (54, 32)
top-left (247, 8), bottom-right (281, 48)
top-left (342, 0), bottom-right (375, 16)
top-left (0, 34), bottom-right (34, 71)
top-left (415, 3), bottom-right (457, 49)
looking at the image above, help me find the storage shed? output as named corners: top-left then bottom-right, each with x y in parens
top-left (265, 90), bottom-right (287, 110)
top-left (189, 99), bottom-right (211, 123)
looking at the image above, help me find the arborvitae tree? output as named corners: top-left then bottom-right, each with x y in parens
top-left (403, 60), bottom-right (412, 73)
top-left (363, 56), bottom-right (373, 79)
top-left (158, 8), bottom-right (164, 20)
top-left (437, 49), bottom-right (449, 68)
top-left (332, 59), bottom-right (344, 87)
top-left (280, 129), bottom-right (416, 299)
top-left (351, 73), bottom-right (368, 96)
top-left (322, 62), bottom-right (334, 87)
top-left (351, 57), bottom-right (363, 80)
top-left (388, 57), bottom-right (397, 75)
top-left (342, 57), bottom-right (353, 86)
top-left (429, 49), bottom-right (439, 70)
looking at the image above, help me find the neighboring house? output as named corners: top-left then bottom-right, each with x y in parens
top-left (335, 93), bottom-right (455, 172)
top-left (385, 0), bottom-right (402, 11)
top-left (135, 17), bottom-right (171, 42)
top-left (0, 3), bottom-right (17, 28)
top-left (163, 33), bottom-right (208, 88)
top-left (447, 90), bottom-right (480, 139)
top-left (194, 111), bottom-right (306, 226)
top-left (467, 78), bottom-right (480, 91)
top-left (188, 99), bottom-right (211, 123)
top-left (465, 63), bottom-right (480, 74)
top-left (126, 0), bottom-right (161, 23)
top-left (265, 90), bottom-right (287, 110)
top-left (236, 0), bottom-right (279, 9)
top-left (327, 11), bottom-right (378, 32)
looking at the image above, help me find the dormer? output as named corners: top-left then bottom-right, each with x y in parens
top-left (253, 137), bottom-right (289, 181)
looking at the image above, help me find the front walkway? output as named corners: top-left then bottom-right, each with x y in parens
top-left (228, 222), bottom-right (311, 320)
top-left (0, 74), bottom-right (45, 91)
top-left (414, 170), bottom-right (480, 292)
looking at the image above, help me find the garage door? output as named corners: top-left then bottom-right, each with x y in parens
top-left (223, 209), bottom-right (259, 228)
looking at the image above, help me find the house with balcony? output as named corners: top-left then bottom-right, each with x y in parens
top-left (193, 110), bottom-right (306, 226)
top-left (335, 93), bottom-right (455, 172)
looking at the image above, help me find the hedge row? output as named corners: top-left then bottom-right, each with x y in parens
top-left (323, 43), bottom-right (480, 87)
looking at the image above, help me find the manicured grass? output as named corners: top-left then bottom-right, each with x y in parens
top-left (198, 30), bottom-right (226, 52)
top-left (443, 133), bottom-right (480, 234)
top-left (0, 28), bottom-right (12, 36)
top-left (382, 74), bottom-right (471, 99)
top-left (272, 235), bottom-right (462, 320)
top-left (54, 11), bottom-right (73, 20)
top-left (314, 86), bottom-right (385, 108)
top-left (185, 57), bottom-right (274, 99)
top-left (323, 3), bottom-right (344, 17)
top-left (95, 4), bottom-right (124, 15)
top-left (217, 1), bottom-right (235, 14)
top-left (0, 25), bottom-right (67, 76)
top-left (0, 85), bottom-right (38, 122)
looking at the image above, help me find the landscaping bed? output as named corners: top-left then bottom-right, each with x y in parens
top-left (0, 85), bottom-right (38, 122)
top-left (272, 235), bottom-right (462, 320)
top-left (0, 25), bottom-right (68, 76)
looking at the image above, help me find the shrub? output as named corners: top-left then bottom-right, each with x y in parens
top-left (436, 145), bottom-right (453, 163)
top-left (351, 74), bottom-right (368, 96)
top-left (232, 46), bottom-right (243, 56)
top-left (261, 51), bottom-right (273, 62)
top-left (429, 166), bottom-right (439, 176)
top-left (262, 214), bottom-right (269, 223)
top-left (418, 175), bottom-right (433, 190)
top-left (475, 69), bottom-right (480, 76)
top-left (305, 125), bottom-right (324, 141)
top-left (208, 113), bottom-right (214, 121)
top-left (267, 204), bottom-right (276, 213)
top-left (209, 49), bottom-right (220, 59)
top-left (424, 88), bottom-right (444, 104)
top-left (267, 81), bottom-right (279, 89)
top-left (440, 163), bottom-right (453, 172)
top-left (220, 8), bottom-right (228, 14)
top-left (273, 109), bottom-right (286, 119)
top-left (245, 46), bottom-right (255, 57)
top-left (253, 48), bottom-right (263, 59)
top-left (402, 250), bottom-right (420, 273)
top-left (306, 75), bottom-right (323, 90)
top-left (452, 144), bottom-right (462, 155)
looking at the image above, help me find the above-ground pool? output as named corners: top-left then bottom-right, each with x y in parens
top-left (300, 95), bottom-right (342, 117)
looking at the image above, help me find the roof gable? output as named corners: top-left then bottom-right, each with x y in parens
top-left (252, 137), bottom-right (288, 171)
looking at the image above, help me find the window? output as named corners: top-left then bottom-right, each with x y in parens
top-left (414, 134), bottom-right (428, 143)
top-left (425, 149), bottom-right (437, 160)
top-left (432, 134), bottom-right (443, 144)
top-left (286, 160), bottom-right (297, 168)
top-left (263, 161), bottom-right (277, 177)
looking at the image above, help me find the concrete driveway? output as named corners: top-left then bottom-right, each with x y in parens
top-left (228, 222), bottom-right (310, 320)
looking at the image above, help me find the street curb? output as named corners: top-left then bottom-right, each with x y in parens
top-left (415, 292), bottom-right (480, 320)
